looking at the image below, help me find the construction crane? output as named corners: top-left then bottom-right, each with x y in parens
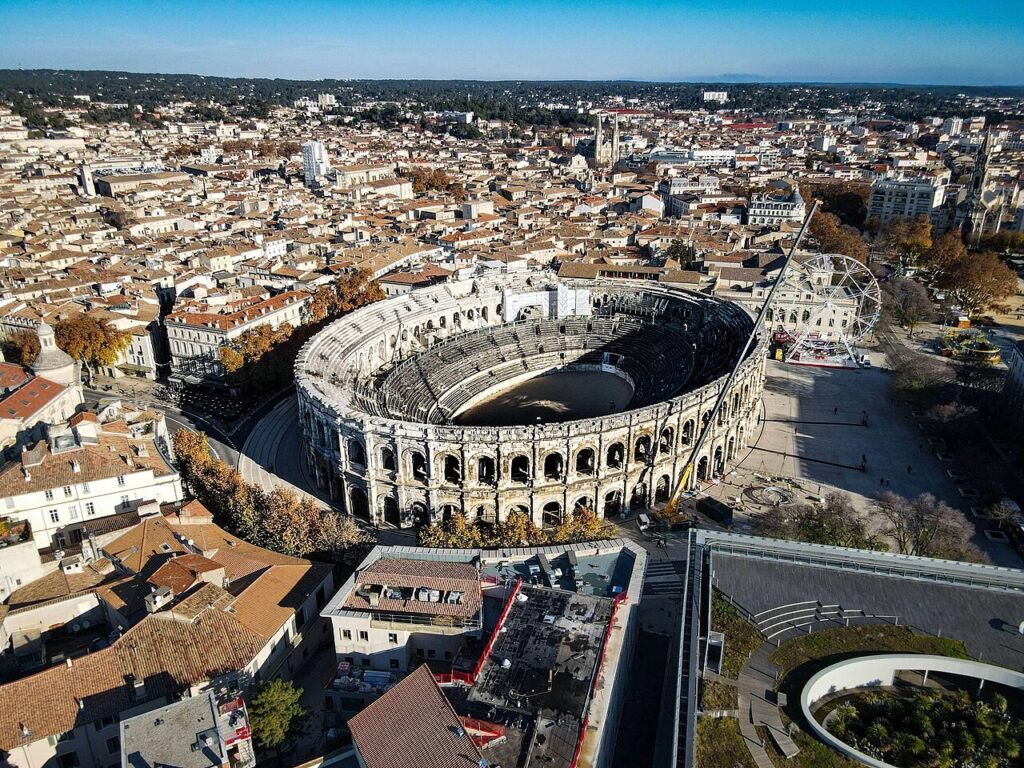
top-left (661, 201), bottom-right (820, 522)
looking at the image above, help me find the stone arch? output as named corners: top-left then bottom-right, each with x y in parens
top-left (477, 455), bottom-right (496, 485)
top-left (380, 446), bottom-right (396, 472)
top-left (603, 490), bottom-right (623, 518)
top-left (543, 451), bottom-right (565, 481)
top-left (634, 434), bottom-right (652, 462)
top-left (655, 474), bottom-right (671, 503)
top-left (697, 455), bottom-right (710, 482)
top-left (606, 442), bottom-right (625, 469)
top-left (348, 439), bottom-right (366, 466)
top-left (681, 419), bottom-right (695, 445)
top-left (349, 486), bottom-right (370, 520)
top-left (441, 454), bottom-right (462, 484)
top-left (573, 496), bottom-right (594, 513)
top-left (659, 427), bottom-right (674, 455)
top-left (575, 447), bottom-right (596, 475)
top-left (441, 503), bottom-right (460, 522)
top-left (727, 434), bottom-right (737, 461)
top-left (510, 454), bottom-right (530, 484)
top-left (409, 450), bottom-right (428, 482)
top-left (382, 495), bottom-right (400, 526)
top-left (713, 445), bottom-right (724, 476)
top-left (409, 502), bottom-right (429, 526)
top-left (541, 500), bottom-right (563, 528)
top-left (630, 482), bottom-right (648, 510)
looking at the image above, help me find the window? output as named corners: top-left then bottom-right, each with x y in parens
top-left (57, 753), bottom-right (79, 768)
top-left (427, 649), bottom-right (436, 659)
top-left (106, 736), bottom-right (120, 755)
top-left (342, 629), bottom-right (352, 640)
top-left (93, 716), bottom-right (116, 732)
top-left (389, 658), bottom-right (400, 670)
top-left (117, 476), bottom-right (126, 487)
top-left (63, 486), bottom-right (72, 497)
top-left (120, 495), bottom-right (129, 506)
top-left (82, 482), bottom-right (90, 493)
top-left (358, 630), bottom-right (368, 642)
top-left (49, 509), bottom-right (60, 524)
top-left (45, 489), bottom-right (54, 501)
top-left (388, 633), bottom-right (398, 644)
top-left (85, 502), bottom-right (95, 516)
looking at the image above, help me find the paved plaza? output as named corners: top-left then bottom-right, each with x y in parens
top-left (709, 358), bottom-right (1024, 567)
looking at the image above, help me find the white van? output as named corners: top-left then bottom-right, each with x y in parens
top-left (637, 513), bottom-right (652, 532)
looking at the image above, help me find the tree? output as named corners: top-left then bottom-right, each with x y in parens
top-left (754, 492), bottom-right (882, 549)
top-left (491, 511), bottom-right (546, 547)
top-left (883, 278), bottom-right (932, 336)
top-left (871, 492), bottom-right (985, 562)
top-left (218, 346), bottom-right (245, 375)
top-left (1, 329), bottom-right (40, 367)
top-left (932, 249), bottom-right (1017, 318)
top-left (249, 679), bottom-right (305, 750)
top-left (887, 216), bottom-right (932, 266)
top-left (418, 514), bottom-right (485, 548)
top-left (809, 211), bottom-right (868, 263)
top-left (549, 507), bottom-right (614, 544)
top-left (54, 315), bottom-right (130, 373)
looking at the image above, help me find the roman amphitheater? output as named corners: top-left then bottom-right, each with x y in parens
top-left (294, 271), bottom-right (765, 528)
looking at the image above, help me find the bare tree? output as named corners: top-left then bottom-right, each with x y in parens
top-left (871, 492), bottom-right (986, 563)
top-left (883, 278), bottom-right (932, 337)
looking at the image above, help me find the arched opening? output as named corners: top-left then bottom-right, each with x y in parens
top-left (655, 475), bottom-right (671, 503)
top-left (348, 440), bottom-right (366, 466)
top-left (630, 483), bottom-right (648, 511)
top-left (701, 411), bottom-right (711, 430)
top-left (604, 490), bottom-right (623, 518)
top-left (475, 504), bottom-right (496, 528)
top-left (634, 435), bottom-right (651, 462)
top-left (507, 503), bottom-right (530, 520)
top-left (443, 455), bottom-right (461, 484)
top-left (541, 501), bottom-right (562, 528)
top-left (606, 442), bottom-right (624, 469)
top-left (409, 502), bottom-right (429, 526)
top-left (727, 436), bottom-right (736, 461)
top-left (441, 503), bottom-right (459, 522)
top-left (477, 455), bottom-right (496, 485)
top-left (380, 447), bottom-right (396, 472)
top-left (682, 419), bottom-right (695, 445)
top-left (713, 446), bottom-right (724, 477)
top-left (697, 456), bottom-right (710, 482)
top-left (349, 487), bottom-right (369, 520)
top-left (382, 496), bottom-right (399, 526)
top-left (511, 455), bottom-right (530, 484)
top-left (801, 309), bottom-right (811, 323)
top-left (543, 452), bottom-right (564, 481)
top-left (659, 428), bottom-right (674, 455)
top-left (575, 447), bottom-right (596, 475)
top-left (573, 496), bottom-right (593, 513)
top-left (410, 451), bottom-right (428, 482)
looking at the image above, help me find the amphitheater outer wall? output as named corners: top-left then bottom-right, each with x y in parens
top-left (295, 273), bottom-right (766, 527)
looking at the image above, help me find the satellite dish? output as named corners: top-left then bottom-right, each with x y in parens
top-left (71, 623), bottom-right (81, 633)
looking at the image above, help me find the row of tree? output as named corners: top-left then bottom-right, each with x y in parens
top-left (1, 315), bottom-right (131, 374)
top-left (172, 429), bottom-right (371, 559)
top-left (418, 507), bottom-right (616, 549)
top-left (217, 269), bottom-right (384, 394)
top-left (754, 491), bottom-right (986, 562)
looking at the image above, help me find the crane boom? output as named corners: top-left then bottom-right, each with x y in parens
top-left (663, 201), bottom-right (820, 516)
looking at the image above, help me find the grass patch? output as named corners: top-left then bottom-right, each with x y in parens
top-left (769, 624), bottom-right (969, 684)
top-left (701, 679), bottom-right (738, 711)
top-left (695, 717), bottom-right (757, 768)
top-left (712, 590), bottom-right (764, 679)
top-left (759, 724), bottom-right (861, 768)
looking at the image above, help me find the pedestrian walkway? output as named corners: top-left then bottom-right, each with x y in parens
top-left (736, 642), bottom-right (799, 766)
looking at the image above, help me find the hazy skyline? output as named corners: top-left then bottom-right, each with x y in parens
top-left (2, 0), bottom-right (1022, 86)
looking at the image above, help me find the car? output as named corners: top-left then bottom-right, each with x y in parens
top-left (637, 513), bottom-right (652, 532)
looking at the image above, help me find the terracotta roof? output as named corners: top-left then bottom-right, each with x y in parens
top-left (345, 558), bottom-right (481, 619)
top-left (0, 433), bottom-right (173, 497)
top-left (348, 665), bottom-right (484, 768)
top-left (0, 362), bottom-right (30, 391)
top-left (0, 375), bottom-right (65, 421)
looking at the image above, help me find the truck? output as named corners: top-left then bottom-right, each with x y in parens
top-left (697, 496), bottom-right (735, 527)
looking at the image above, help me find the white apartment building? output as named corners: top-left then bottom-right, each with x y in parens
top-left (868, 174), bottom-right (949, 226)
top-left (747, 182), bottom-right (807, 227)
top-left (165, 290), bottom-right (309, 378)
top-left (703, 91), bottom-right (728, 103)
top-left (0, 420), bottom-right (182, 552)
top-left (302, 140), bottom-right (331, 187)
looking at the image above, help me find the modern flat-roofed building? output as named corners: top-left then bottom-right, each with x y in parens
top-left (301, 141), bottom-right (330, 187)
top-left (868, 173), bottom-right (948, 226)
top-left (120, 691), bottom-right (254, 768)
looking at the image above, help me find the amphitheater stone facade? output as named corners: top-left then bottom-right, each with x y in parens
top-left (295, 271), bottom-right (766, 528)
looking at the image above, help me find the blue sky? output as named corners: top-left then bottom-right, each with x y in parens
top-left (1, 0), bottom-right (1022, 85)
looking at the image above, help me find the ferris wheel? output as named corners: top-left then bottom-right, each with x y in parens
top-left (777, 253), bottom-right (882, 365)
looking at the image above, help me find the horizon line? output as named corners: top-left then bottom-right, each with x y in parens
top-left (1, 66), bottom-right (1022, 91)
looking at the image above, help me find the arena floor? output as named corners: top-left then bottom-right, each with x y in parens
top-left (452, 369), bottom-right (634, 426)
